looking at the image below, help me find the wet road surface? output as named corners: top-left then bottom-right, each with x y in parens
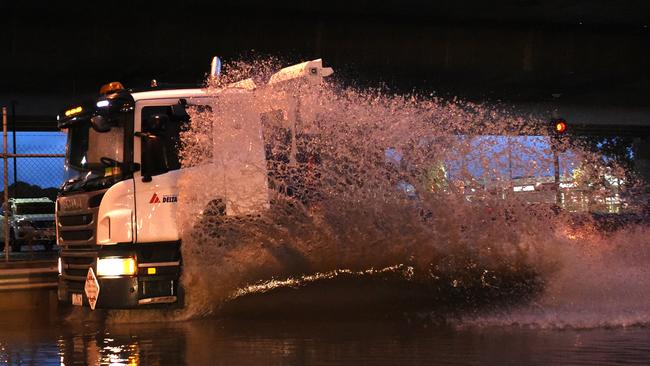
top-left (1, 307), bottom-right (650, 365)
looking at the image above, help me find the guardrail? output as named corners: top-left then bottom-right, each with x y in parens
top-left (0, 263), bottom-right (58, 291)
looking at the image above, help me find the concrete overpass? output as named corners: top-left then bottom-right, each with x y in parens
top-left (1, 1), bottom-right (648, 174)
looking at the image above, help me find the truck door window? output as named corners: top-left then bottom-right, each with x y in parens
top-left (141, 106), bottom-right (182, 176)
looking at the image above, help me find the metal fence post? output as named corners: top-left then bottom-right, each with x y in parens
top-left (3, 106), bottom-right (9, 261)
top-left (11, 101), bottom-right (17, 186)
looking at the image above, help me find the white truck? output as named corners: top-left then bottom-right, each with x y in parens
top-left (56, 59), bottom-right (333, 309)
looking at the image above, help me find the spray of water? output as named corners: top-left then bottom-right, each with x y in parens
top-left (456, 224), bottom-right (650, 329)
top-left (108, 59), bottom-right (648, 327)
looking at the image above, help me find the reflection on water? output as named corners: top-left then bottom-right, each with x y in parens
top-left (56, 325), bottom-right (176, 366)
top-left (58, 334), bottom-right (142, 366)
top-left (2, 310), bottom-right (650, 365)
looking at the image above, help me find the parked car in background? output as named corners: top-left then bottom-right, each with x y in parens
top-left (0, 197), bottom-right (56, 252)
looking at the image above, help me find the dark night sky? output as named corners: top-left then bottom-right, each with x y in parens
top-left (1, 1), bottom-right (649, 118)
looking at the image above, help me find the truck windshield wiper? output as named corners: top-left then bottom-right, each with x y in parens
top-left (100, 157), bottom-right (123, 167)
top-left (100, 157), bottom-right (140, 174)
top-left (64, 174), bottom-right (117, 193)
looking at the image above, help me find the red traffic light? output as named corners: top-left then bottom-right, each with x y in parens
top-left (552, 119), bottom-right (567, 134)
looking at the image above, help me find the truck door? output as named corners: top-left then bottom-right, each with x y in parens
top-left (133, 102), bottom-right (184, 243)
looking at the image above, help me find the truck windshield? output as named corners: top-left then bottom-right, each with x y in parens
top-left (15, 202), bottom-right (55, 215)
top-left (63, 110), bottom-right (130, 193)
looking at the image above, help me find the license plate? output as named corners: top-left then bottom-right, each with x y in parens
top-left (72, 293), bottom-right (82, 306)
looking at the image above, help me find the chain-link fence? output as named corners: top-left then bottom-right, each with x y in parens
top-left (2, 107), bottom-right (65, 261)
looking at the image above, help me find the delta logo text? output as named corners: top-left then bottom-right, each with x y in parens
top-left (149, 193), bottom-right (178, 204)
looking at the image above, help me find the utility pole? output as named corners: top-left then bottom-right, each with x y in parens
top-left (554, 148), bottom-right (561, 206)
top-left (550, 118), bottom-right (567, 208)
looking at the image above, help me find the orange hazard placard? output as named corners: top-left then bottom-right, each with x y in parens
top-left (84, 267), bottom-right (100, 310)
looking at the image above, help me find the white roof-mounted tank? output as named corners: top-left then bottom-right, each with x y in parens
top-left (267, 58), bottom-right (334, 85)
top-left (221, 58), bottom-right (334, 90)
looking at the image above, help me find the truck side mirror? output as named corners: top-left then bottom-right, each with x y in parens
top-left (171, 99), bottom-right (190, 122)
top-left (136, 132), bottom-right (168, 182)
top-left (90, 115), bottom-right (112, 132)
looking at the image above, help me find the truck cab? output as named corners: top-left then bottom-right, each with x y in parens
top-left (56, 59), bottom-right (332, 309)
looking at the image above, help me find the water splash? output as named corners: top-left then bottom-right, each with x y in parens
top-left (457, 225), bottom-right (650, 329)
top-left (124, 59), bottom-right (649, 327)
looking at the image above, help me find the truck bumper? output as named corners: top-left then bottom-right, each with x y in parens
top-left (58, 242), bottom-right (182, 309)
top-left (58, 275), bottom-right (180, 309)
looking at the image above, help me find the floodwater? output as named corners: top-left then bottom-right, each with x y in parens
top-left (1, 306), bottom-right (650, 365)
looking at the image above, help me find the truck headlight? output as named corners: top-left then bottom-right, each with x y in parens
top-left (58, 257), bottom-right (62, 275)
top-left (97, 257), bottom-right (136, 277)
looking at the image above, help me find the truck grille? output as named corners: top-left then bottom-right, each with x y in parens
top-left (57, 192), bottom-right (104, 248)
top-left (57, 190), bottom-right (106, 288)
top-left (60, 252), bottom-right (97, 290)
top-left (58, 214), bottom-right (92, 226)
top-left (60, 230), bottom-right (93, 241)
